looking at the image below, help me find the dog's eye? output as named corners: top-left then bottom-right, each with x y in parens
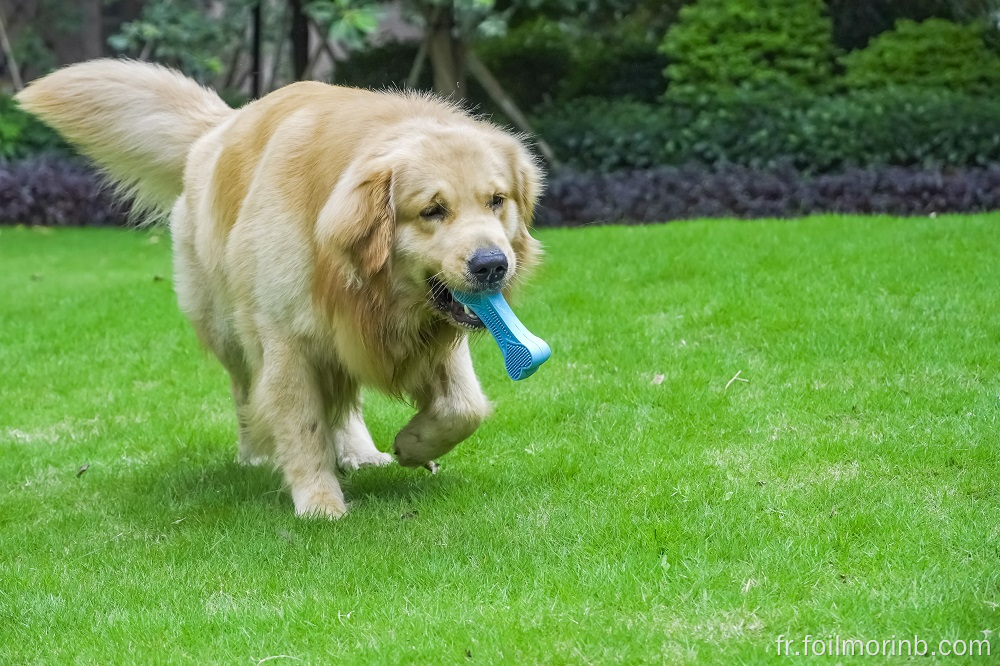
top-left (489, 195), bottom-right (505, 212)
top-left (420, 203), bottom-right (447, 221)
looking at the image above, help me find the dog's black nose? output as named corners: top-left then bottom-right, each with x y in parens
top-left (467, 248), bottom-right (508, 287)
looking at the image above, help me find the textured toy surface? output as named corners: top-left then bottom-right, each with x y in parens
top-left (452, 290), bottom-right (551, 380)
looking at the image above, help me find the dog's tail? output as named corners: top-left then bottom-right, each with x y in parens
top-left (16, 59), bottom-right (235, 218)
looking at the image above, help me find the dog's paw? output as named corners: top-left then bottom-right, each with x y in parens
top-left (393, 411), bottom-right (481, 468)
top-left (338, 448), bottom-right (394, 472)
top-left (237, 452), bottom-right (270, 467)
top-left (394, 426), bottom-right (452, 468)
top-left (291, 480), bottom-right (348, 519)
top-left (393, 428), bottom-right (429, 468)
top-left (237, 436), bottom-right (271, 467)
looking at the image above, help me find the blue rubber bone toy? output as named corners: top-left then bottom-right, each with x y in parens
top-left (451, 290), bottom-right (551, 380)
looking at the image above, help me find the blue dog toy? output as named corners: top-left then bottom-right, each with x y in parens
top-left (452, 290), bottom-right (550, 380)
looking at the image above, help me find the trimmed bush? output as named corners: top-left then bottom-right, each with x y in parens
top-left (534, 89), bottom-right (1000, 173)
top-left (660, 0), bottom-right (838, 93)
top-left (827, 0), bottom-right (957, 52)
top-left (842, 18), bottom-right (1000, 95)
top-left (476, 17), bottom-right (667, 110)
top-left (538, 165), bottom-right (1000, 226)
top-left (563, 26), bottom-right (667, 104)
top-left (4, 155), bottom-right (1000, 228)
top-left (0, 157), bottom-right (127, 226)
top-left (532, 98), bottom-right (670, 172)
top-left (475, 19), bottom-right (576, 111)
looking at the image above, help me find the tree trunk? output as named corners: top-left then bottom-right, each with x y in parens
top-left (466, 52), bottom-right (558, 167)
top-left (426, 2), bottom-right (465, 99)
top-left (289, 0), bottom-right (309, 80)
top-left (52, 0), bottom-right (102, 63)
top-left (251, 1), bottom-right (262, 97)
top-left (0, 4), bottom-right (23, 89)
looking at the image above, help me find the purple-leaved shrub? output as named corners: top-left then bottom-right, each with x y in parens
top-left (4, 156), bottom-right (1000, 228)
top-left (0, 157), bottom-right (128, 226)
top-left (537, 164), bottom-right (1000, 226)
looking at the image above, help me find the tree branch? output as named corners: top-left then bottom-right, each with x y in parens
top-left (466, 51), bottom-right (558, 166)
top-left (0, 5), bottom-right (24, 90)
top-left (406, 4), bottom-right (441, 90)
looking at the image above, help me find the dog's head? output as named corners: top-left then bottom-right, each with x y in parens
top-left (317, 120), bottom-right (543, 331)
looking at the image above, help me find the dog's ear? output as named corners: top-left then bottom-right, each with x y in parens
top-left (321, 167), bottom-right (395, 279)
top-left (510, 148), bottom-right (543, 274)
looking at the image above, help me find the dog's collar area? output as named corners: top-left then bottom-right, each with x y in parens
top-left (427, 277), bottom-right (486, 329)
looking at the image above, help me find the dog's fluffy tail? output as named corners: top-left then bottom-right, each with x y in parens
top-left (16, 59), bottom-right (234, 218)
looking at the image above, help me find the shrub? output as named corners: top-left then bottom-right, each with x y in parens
top-left (476, 17), bottom-right (668, 112)
top-left (108, 0), bottom-right (250, 83)
top-left (660, 0), bottom-right (838, 93)
top-left (842, 18), bottom-right (1000, 95)
top-left (537, 164), bottom-right (1000, 226)
top-left (475, 19), bottom-right (576, 111)
top-left (0, 95), bottom-right (72, 161)
top-left (827, 0), bottom-right (959, 52)
top-left (531, 98), bottom-right (672, 172)
top-left (335, 42), bottom-right (430, 91)
top-left (3, 155), bottom-right (1000, 227)
top-left (534, 89), bottom-right (1000, 173)
top-left (556, 21), bottom-right (667, 104)
top-left (0, 157), bottom-right (127, 226)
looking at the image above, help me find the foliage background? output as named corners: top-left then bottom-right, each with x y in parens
top-left (4, 0), bottom-right (1000, 220)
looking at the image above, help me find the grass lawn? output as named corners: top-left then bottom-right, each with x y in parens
top-left (1, 215), bottom-right (997, 663)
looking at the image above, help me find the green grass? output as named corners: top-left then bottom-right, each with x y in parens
top-left (1, 215), bottom-right (997, 664)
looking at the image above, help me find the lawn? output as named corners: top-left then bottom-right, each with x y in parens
top-left (1, 215), bottom-right (997, 664)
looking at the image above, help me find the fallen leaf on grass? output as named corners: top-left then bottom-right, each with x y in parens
top-left (76, 464), bottom-right (90, 478)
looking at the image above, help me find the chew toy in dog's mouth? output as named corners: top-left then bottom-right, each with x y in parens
top-left (427, 277), bottom-right (486, 329)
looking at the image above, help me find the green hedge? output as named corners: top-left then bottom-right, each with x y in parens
top-left (476, 17), bottom-right (666, 110)
top-left (842, 18), bottom-right (1000, 95)
top-left (534, 88), bottom-right (1000, 173)
top-left (0, 95), bottom-right (71, 161)
top-left (660, 0), bottom-right (838, 94)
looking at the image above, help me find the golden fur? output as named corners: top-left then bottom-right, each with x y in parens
top-left (17, 59), bottom-right (543, 518)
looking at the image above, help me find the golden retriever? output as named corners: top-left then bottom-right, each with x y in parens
top-left (17, 59), bottom-right (543, 518)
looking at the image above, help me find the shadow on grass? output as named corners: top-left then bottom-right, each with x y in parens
top-left (108, 443), bottom-right (461, 524)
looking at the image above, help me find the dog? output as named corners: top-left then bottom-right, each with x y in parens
top-left (17, 59), bottom-right (543, 518)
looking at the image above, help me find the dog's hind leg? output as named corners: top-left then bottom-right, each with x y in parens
top-left (393, 337), bottom-right (492, 468)
top-left (231, 372), bottom-right (270, 466)
top-left (216, 326), bottom-right (271, 465)
top-left (206, 332), bottom-right (268, 465)
top-left (249, 338), bottom-right (347, 519)
top-left (172, 211), bottom-right (267, 465)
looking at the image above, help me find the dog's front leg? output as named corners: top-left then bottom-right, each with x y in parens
top-left (250, 340), bottom-right (347, 518)
top-left (333, 403), bottom-right (394, 471)
top-left (394, 338), bottom-right (492, 468)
